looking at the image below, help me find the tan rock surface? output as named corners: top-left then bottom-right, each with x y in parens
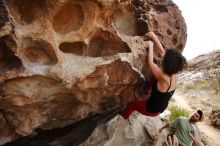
top-left (0, 0), bottom-right (186, 144)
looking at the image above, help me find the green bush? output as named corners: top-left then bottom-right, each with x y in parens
top-left (168, 106), bottom-right (190, 121)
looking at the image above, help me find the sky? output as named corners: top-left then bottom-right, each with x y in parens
top-left (172, 0), bottom-right (220, 60)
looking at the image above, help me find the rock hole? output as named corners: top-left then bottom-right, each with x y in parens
top-left (113, 5), bottom-right (149, 36)
top-left (113, 6), bottom-right (139, 36)
top-left (7, 0), bottom-right (51, 24)
top-left (167, 29), bottom-right (172, 35)
top-left (59, 42), bottom-right (86, 56)
top-left (0, 37), bottom-right (22, 73)
top-left (153, 4), bottom-right (168, 13)
top-left (137, 18), bottom-right (148, 36)
top-left (131, 0), bottom-right (145, 9)
top-left (141, 14), bottom-right (148, 20)
top-left (23, 39), bottom-right (58, 65)
top-left (52, 3), bottom-right (84, 34)
top-left (87, 29), bottom-right (131, 57)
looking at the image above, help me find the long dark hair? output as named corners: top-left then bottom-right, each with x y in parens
top-left (162, 49), bottom-right (187, 75)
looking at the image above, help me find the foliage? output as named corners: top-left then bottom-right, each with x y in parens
top-left (168, 105), bottom-right (190, 121)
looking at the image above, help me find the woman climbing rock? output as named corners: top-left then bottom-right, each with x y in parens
top-left (122, 31), bottom-right (187, 119)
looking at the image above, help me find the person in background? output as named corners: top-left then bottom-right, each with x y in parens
top-left (159, 110), bottom-right (205, 146)
top-left (122, 31), bottom-right (187, 119)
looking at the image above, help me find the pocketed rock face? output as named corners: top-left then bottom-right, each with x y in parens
top-left (0, 0), bottom-right (186, 144)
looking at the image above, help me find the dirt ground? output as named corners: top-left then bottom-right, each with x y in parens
top-left (172, 89), bottom-right (220, 146)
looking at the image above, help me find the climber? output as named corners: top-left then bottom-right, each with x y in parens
top-left (122, 31), bottom-right (187, 119)
top-left (159, 110), bottom-right (205, 146)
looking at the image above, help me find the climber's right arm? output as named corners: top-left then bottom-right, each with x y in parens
top-left (146, 31), bottom-right (165, 57)
top-left (147, 41), bottom-right (165, 81)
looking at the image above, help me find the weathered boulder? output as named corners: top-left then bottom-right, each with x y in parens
top-left (80, 112), bottom-right (168, 146)
top-left (210, 110), bottom-right (220, 128)
top-left (0, 0), bottom-right (186, 144)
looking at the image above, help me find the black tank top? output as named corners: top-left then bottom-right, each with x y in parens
top-left (146, 78), bottom-right (175, 113)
